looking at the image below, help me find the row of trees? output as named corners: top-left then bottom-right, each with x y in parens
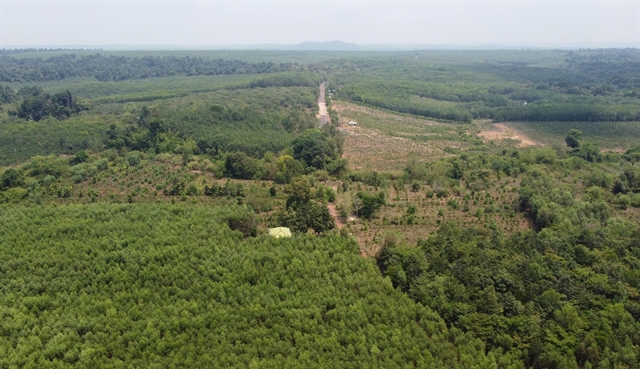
top-left (494, 103), bottom-right (640, 123)
top-left (0, 54), bottom-right (305, 82)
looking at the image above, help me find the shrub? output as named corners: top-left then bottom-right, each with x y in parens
top-left (127, 152), bottom-right (142, 166)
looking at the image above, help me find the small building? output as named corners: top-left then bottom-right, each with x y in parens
top-left (269, 227), bottom-right (292, 238)
top-left (348, 121), bottom-right (358, 126)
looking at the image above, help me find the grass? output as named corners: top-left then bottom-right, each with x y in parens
top-left (5, 74), bottom-right (258, 99)
top-left (503, 121), bottom-right (640, 150)
top-left (333, 176), bottom-right (532, 255)
top-left (333, 101), bottom-right (481, 172)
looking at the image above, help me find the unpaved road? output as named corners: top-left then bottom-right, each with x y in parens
top-left (327, 186), bottom-right (367, 257)
top-left (317, 82), bottom-right (330, 126)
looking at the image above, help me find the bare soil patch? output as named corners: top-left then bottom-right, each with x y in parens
top-left (478, 123), bottom-right (542, 147)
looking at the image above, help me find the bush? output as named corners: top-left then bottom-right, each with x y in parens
top-left (127, 152), bottom-right (142, 166)
top-left (69, 150), bottom-right (89, 166)
top-left (96, 158), bottom-right (109, 171)
top-left (356, 192), bottom-right (385, 219)
top-left (614, 194), bottom-right (631, 210)
top-left (1, 169), bottom-right (24, 189)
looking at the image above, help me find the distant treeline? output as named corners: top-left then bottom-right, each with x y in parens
top-left (494, 103), bottom-right (640, 123)
top-left (0, 48), bottom-right (103, 55)
top-left (0, 54), bottom-right (305, 82)
top-left (332, 49), bottom-right (640, 123)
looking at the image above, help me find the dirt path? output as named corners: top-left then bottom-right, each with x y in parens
top-left (317, 82), bottom-right (330, 126)
top-left (327, 186), bottom-right (367, 257)
top-left (327, 203), bottom-right (345, 229)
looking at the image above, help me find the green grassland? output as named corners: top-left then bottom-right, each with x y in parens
top-left (5, 74), bottom-right (257, 99)
top-left (504, 121), bottom-right (640, 150)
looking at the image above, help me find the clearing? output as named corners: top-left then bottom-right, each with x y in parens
top-left (478, 122), bottom-right (542, 147)
top-left (332, 101), bottom-right (469, 172)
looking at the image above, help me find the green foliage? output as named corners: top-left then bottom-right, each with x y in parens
top-left (292, 129), bottom-right (337, 169)
top-left (493, 102), bottom-right (640, 123)
top-left (378, 220), bottom-right (640, 368)
top-left (332, 49), bottom-right (640, 124)
top-left (224, 152), bottom-right (262, 180)
top-left (17, 90), bottom-right (88, 121)
top-left (248, 72), bottom-right (320, 88)
top-left (285, 176), bottom-right (311, 210)
top-left (69, 150), bottom-right (89, 165)
top-left (278, 201), bottom-right (335, 234)
top-left (570, 142), bottom-right (602, 163)
top-left (1, 168), bottom-right (25, 189)
top-left (356, 191), bottom-right (385, 219)
top-left (0, 54), bottom-right (302, 83)
top-left (565, 129), bottom-right (583, 149)
top-left (0, 203), bottom-right (505, 367)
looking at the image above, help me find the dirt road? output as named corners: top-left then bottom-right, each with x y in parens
top-left (327, 186), bottom-right (368, 257)
top-left (317, 82), bottom-right (330, 126)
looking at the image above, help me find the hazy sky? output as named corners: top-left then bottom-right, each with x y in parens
top-left (1, 0), bottom-right (638, 47)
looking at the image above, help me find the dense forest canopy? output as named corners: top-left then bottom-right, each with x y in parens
top-left (0, 203), bottom-right (509, 368)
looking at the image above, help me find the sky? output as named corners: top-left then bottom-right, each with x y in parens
top-left (1, 0), bottom-right (638, 48)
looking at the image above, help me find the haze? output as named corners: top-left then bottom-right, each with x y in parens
top-left (1, 0), bottom-right (638, 48)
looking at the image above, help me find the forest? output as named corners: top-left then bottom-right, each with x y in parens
top-left (0, 54), bottom-right (305, 82)
top-left (329, 49), bottom-right (640, 123)
top-left (1, 48), bottom-right (640, 368)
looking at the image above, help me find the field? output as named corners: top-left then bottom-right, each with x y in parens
top-left (332, 101), bottom-right (477, 172)
top-left (502, 120), bottom-right (640, 151)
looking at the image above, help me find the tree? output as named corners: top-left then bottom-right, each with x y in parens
top-left (279, 202), bottom-right (334, 234)
top-left (292, 129), bottom-right (334, 169)
top-left (17, 90), bottom-right (87, 121)
top-left (565, 129), bottom-right (583, 149)
top-left (357, 192), bottom-right (385, 219)
top-left (571, 142), bottom-right (601, 163)
top-left (285, 176), bottom-right (311, 210)
top-left (1, 169), bottom-right (24, 189)
top-left (147, 118), bottom-right (165, 149)
top-left (224, 152), bottom-right (263, 179)
top-left (69, 150), bottom-right (89, 165)
top-left (276, 155), bottom-right (304, 183)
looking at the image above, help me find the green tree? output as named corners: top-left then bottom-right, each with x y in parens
top-left (69, 150), bottom-right (89, 165)
top-left (224, 152), bottom-right (263, 179)
top-left (1, 169), bottom-right (24, 189)
top-left (565, 129), bottom-right (583, 149)
top-left (285, 176), bottom-right (311, 210)
top-left (292, 129), bottom-right (334, 169)
top-left (357, 191), bottom-right (385, 219)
